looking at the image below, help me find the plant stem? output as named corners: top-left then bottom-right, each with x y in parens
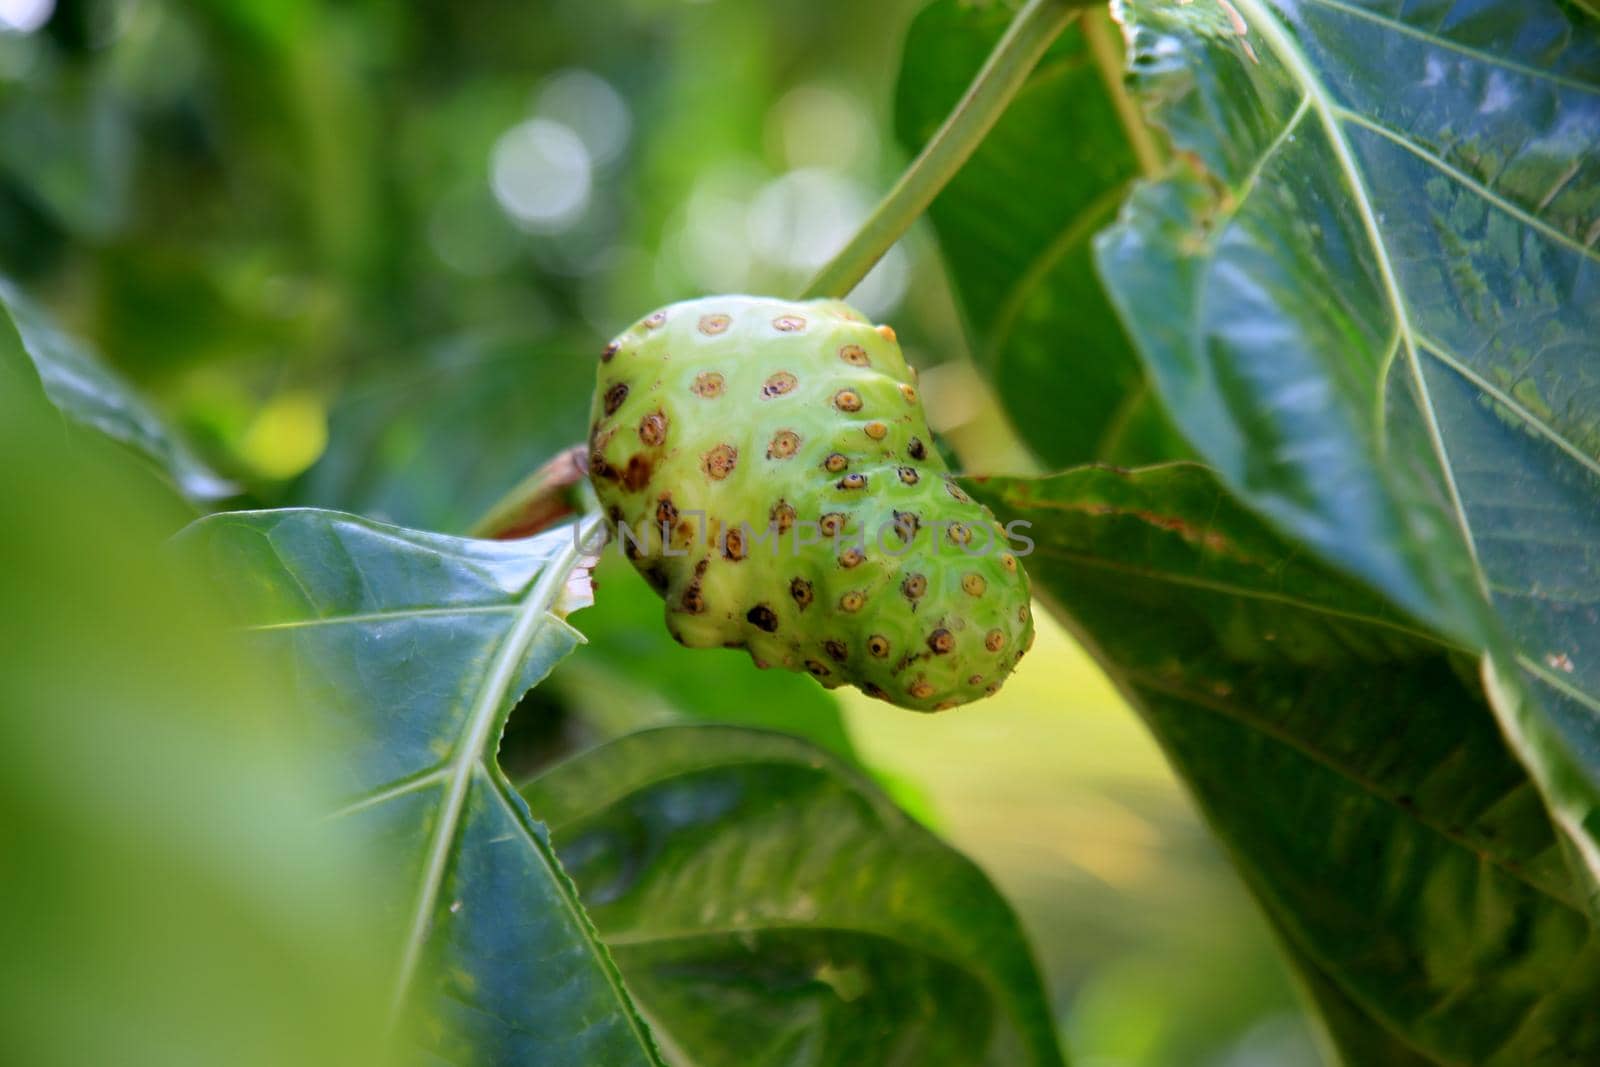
top-left (801, 0), bottom-right (1085, 301)
top-left (1084, 5), bottom-right (1163, 177)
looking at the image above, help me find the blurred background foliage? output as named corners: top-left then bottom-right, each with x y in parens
top-left (1, 0), bottom-right (1321, 1062)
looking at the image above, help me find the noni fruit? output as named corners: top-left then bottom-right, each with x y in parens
top-left (587, 295), bottom-right (1033, 711)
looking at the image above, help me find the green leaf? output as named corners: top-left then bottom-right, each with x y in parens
top-left (894, 2), bottom-right (1186, 467)
top-left (970, 464), bottom-right (1600, 1064)
top-left (1, 347), bottom-right (392, 1066)
top-left (522, 725), bottom-right (1067, 1067)
top-left (1096, 0), bottom-right (1600, 904)
top-left (0, 280), bottom-right (234, 501)
top-left (177, 509), bottom-right (665, 1067)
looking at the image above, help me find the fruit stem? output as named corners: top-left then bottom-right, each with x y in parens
top-left (801, 0), bottom-right (1086, 301)
top-left (470, 444), bottom-right (590, 539)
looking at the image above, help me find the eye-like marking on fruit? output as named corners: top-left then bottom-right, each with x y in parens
top-left (588, 295), bottom-right (1034, 711)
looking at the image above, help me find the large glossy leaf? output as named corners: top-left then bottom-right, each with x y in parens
top-left (970, 465), bottom-right (1600, 1064)
top-left (178, 509), bottom-right (664, 1067)
top-left (1096, 0), bottom-right (1600, 899)
top-left (522, 725), bottom-right (1066, 1067)
top-left (0, 280), bottom-right (233, 501)
top-left (1, 314), bottom-right (392, 1067)
top-left (895, 2), bottom-right (1186, 467)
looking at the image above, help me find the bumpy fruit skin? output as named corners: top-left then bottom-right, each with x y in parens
top-left (587, 295), bottom-right (1034, 711)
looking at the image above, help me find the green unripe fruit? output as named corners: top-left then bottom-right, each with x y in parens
top-left (587, 295), bottom-right (1034, 711)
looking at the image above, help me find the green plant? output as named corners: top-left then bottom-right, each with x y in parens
top-left (5, 0), bottom-right (1598, 1063)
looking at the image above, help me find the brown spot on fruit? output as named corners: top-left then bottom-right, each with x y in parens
top-left (947, 522), bottom-right (973, 546)
top-left (601, 341), bottom-right (620, 362)
top-left (723, 527), bottom-right (747, 561)
top-left (746, 604), bottom-right (778, 632)
top-left (1018, 604), bottom-right (1030, 623)
top-left (819, 512), bottom-right (847, 537)
top-left (962, 573), bottom-right (987, 596)
top-left (928, 629), bottom-right (955, 654)
top-left (908, 437), bottom-right (927, 460)
top-left (681, 585), bottom-right (705, 614)
top-left (768, 430), bottom-right (800, 459)
top-left (773, 314), bottom-right (806, 332)
top-left (839, 591), bottom-right (865, 613)
top-left (967, 674), bottom-right (983, 686)
top-left (908, 680), bottom-right (934, 699)
top-left (603, 382), bottom-right (629, 416)
top-left (622, 455), bottom-right (653, 492)
top-left (985, 629), bottom-right (1006, 652)
top-left (790, 577), bottom-right (814, 609)
top-left (899, 384), bottom-right (917, 404)
top-left (946, 481), bottom-right (972, 503)
top-left (642, 565), bottom-right (669, 593)
top-left (892, 510), bottom-right (919, 542)
top-left (876, 324), bottom-right (897, 343)
top-left (839, 344), bottom-right (870, 367)
top-left (643, 310), bottom-right (667, 329)
top-left (698, 313), bottom-right (731, 335)
top-left (933, 700), bottom-right (960, 711)
top-left (1001, 553), bottom-right (1018, 573)
top-left (656, 495), bottom-right (678, 528)
top-left (771, 500), bottom-right (797, 533)
top-left (902, 573), bottom-right (927, 601)
top-left (823, 452), bottom-right (848, 473)
top-left (897, 466), bottom-right (919, 485)
top-left (867, 635), bottom-right (890, 658)
top-left (824, 639), bottom-right (847, 662)
top-left (839, 546), bottom-right (865, 569)
top-left (703, 444), bottom-right (738, 480)
top-left (837, 473), bottom-right (867, 490)
top-left (692, 372), bottom-right (725, 398)
top-left (763, 371), bottom-right (798, 397)
top-left (985, 681), bottom-right (1002, 696)
top-left (865, 421), bottom-right (888, 441)
top-left (805, 659), bottom-right (830, 678)
top-left (833, 389), bottom-right (863, 412)
top-left (638, 410), bottom-right (668, 446)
